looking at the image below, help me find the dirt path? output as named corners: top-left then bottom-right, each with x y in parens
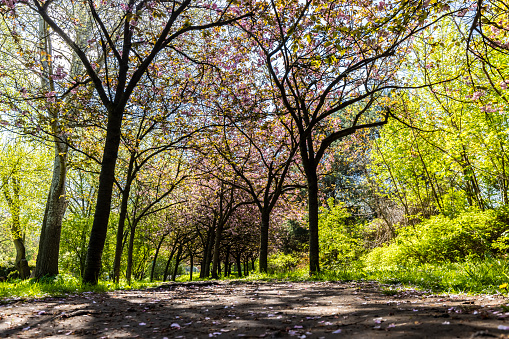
top-left (1, 281), bottom-right (509, 338)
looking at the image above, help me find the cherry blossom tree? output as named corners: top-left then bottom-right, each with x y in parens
top-left (0, 0), bottom-right (255, 284)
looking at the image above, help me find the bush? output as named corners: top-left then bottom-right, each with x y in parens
top-left (267, 253), bottom-right (302, 273)
top-left (318, 198), bottom-right (365, 269)
top-left (364, 208), bottom-right (509, 269)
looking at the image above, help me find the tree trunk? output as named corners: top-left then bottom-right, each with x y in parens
top-left (125, 220), bottom-right (137, 285)
top-left (201, 225), bottom-right (215, 278)
top-left (225, 246), bottom-right (230, 277)
top-left (189, 250), bottom-right (194, 281)
top-left (150, 234), bottom-right (166, 282)
top-left (163, 244), bottom-right (178, 282)
top-left (34, 145), bottom-right (67, 278)
top-left (172, 246), bottom-right (183, 281)
top-left (307, 169), bottom-right (320, 275)
top-left (34, 17), bottom-right (68, 279)
top-left (235, 255), bottom-right (242, 278)
top-left (211, 222), bottom-right (224, 279)
top-left (113, 152), bottom-right (135, 283)
top-left (83, 108), bottom-right (123, 285)
top-left (259, 211), bottom-right (270, 273)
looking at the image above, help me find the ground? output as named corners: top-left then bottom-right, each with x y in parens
top-left (1, 281), bottom-right (509, 338)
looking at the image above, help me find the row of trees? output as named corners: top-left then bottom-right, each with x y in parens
top-left (0, 0), bottom-right (499, 283)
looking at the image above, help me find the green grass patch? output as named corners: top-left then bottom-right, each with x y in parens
top-left (0, 274), bottom-right (161, 301)
top-left (2, 257), bottom-right (509, 301)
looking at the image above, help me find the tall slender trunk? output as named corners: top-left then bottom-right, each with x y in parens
top-left (34, 144), bottom-right (67, 278)
top-left (172, 246), bottom-right (183, 281)
top-left (126, 219), bottom-right (138, 285)
top-left (211, 221), bottom-right (224, 279)
top-left (235, 255), bottom-right (242, 278)
top-left (83, 108), bottom-right (124, 285)
top-left (201, 225), bottom-right (215, 278)
top-left (259, 211), bottom-right (270, 273)
top-left (150, 234), bottom-right (166, 282)
top-left (163, 244), bottom-right (178, 282)
top-left (225, 246), bottom-right (230, 277)
top-left (34, 17), bottom-right (69, 279)
top-left (307, 168), bottom-right (320, 275)
top-left (189, 250), bottom-right (194, 281)
top-left (113, 152), bottom-right (135, 283)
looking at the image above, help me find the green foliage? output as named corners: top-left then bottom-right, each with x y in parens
top-left (280, 219), bottom-right (309, 254)
top-left (59, 215), bottom-right (92, 277)
top-left (364, 209), bottom-right (509, 269)
top-left (0, 274), bottom-right (161, 300)
top-left (267, 253), bottom-right (302, 273)
top-left (318, 198), bottom-right (364, 269)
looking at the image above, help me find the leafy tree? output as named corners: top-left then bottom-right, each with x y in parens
top-left (236, 0), bottom-right (455, 273)
top-left (2, 0), bottom-right (255, 284)
top-left (0, 140), bottom-right (50, 278)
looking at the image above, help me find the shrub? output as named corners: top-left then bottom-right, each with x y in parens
top-left (318, 198), bottom-right (365, 269)
top-left (363, 208), bottom-right (509, 269)
top-left (267, 253), bottom-right (302, 273)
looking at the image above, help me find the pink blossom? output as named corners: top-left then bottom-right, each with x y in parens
top-left (45, 91), bottom-right (57, 103)
top-left (471, 91), bottom-right (484, 100)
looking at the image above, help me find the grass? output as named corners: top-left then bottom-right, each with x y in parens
top-left (0, 274), bottom-right (161, 302)
top-left (1, 257), bottom-right (508, 301)
top-left (361, 257), bottom-right (509, 294)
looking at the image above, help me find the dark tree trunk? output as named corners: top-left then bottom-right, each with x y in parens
top-left (113, 152), bottom-right (135, 283)
top-left (83, 109), bottom-right (123, 285)
top-left (235, 255), bottom-right (242, 278)
top-left (307, 168), bottom-right (320, 275)
top-left (259, 211), bottom-right (270, 273)
top-left (225, 246), bottom-right (230, 277)
top-left (200, 225), bottom-right (215, 278)
top-left (244, 258), bottom-right (248, 276)
top-left (150, 234), bottom-right (166, 282)
top-left (189, 251), bottom-right (194, 281)
top-left (163, 243), bottom-right (178, 282)
top-left (211, 222), bottom-right (224, 279)
top-left (125, 220), bottom-right (138, 285)
top-left (172, 246), bottom-right (183, 281)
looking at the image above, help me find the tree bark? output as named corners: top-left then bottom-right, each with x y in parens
top-left (83, 109), bottom-right (123, 284)
top-left (163, 244), bottom-right (178, 282)
top-left (201, 225), bottom-right (215, 278)
top-left (211, 221), bottom-right (224, 279)
top-left (150, 233), bottom-right (166, 282)
top-left (172, 246), bottom-right (183, 281)
top-left (34, 17), bottom-right (69, 279)
top-left (126, 217), bottom-right (140, 285)
top-left (113, 152), bottom-right (136, 283)
top-left (235, 254), bottom-right (242, 278)
top-left (307, 168), bottom-right (320, 275)
top-left (189, 250), bottom-right (194, 281)
top-left (34, 145), bottom-right (67, 278)
top-left (259, 211), bottom-right (270, 273)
